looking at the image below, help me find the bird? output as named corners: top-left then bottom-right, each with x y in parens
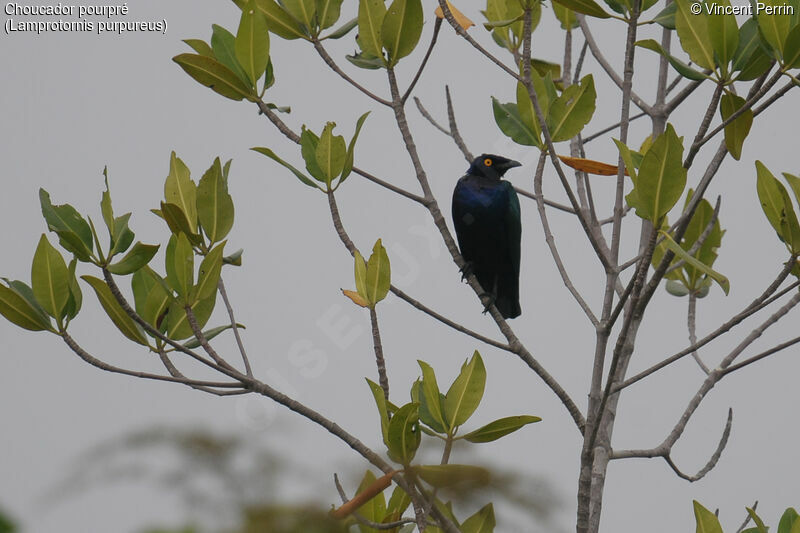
top-left (452, 154), bottom-right (522, 319)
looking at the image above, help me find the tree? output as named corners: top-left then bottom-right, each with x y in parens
top-left (2, 0), bottom-right (800, 531)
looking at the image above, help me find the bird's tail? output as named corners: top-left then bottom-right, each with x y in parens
top-left (495, 295), bottom-right (521, 319)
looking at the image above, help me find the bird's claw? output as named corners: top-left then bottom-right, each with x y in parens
top-left (459, 261), bottom-right (475, 282)
top-left (479, 292), bottom-right (496, 314)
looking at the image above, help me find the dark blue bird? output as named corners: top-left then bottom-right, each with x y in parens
top-left (452, 154), bottom-right (522, 319)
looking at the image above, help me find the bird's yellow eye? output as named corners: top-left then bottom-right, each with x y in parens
top-left (484, 158), bottom-right (493, 166)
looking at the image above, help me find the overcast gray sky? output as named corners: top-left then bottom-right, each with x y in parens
top-left (2, 1), bottom-right (799, 532)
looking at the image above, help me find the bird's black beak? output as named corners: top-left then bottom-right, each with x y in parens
top-left (499, 159), bottom-right (522, 172)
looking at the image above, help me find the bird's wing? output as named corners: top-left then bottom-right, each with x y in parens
top-left (503, 181), bottom-right (522, 276)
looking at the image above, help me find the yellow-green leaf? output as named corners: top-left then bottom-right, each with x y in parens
top-left (164, 152), bottom-right (198, 234)
top-left (81, 275), bottom-right (148, 345)
top-left (0, 282), bottom-right (53, 332)
top-left (195, 242), bottom-right (225, 301)
top-left (254, 0), bottom-right (308, 39)
top-left (443, 351), bottom-right (486, 428)
top-left (382, 0), bottom-right (423, 66)
top-left (462, 415), bottom-right (541, 443)
top-left (547, 74), bottom-right (596, 142)
top-left (31, 234), bottom-right (70, 324)
top-left (719, 93), bottom-right (753, 160)
top-left (197, 158), bottom-right (235, 243)
top-left (172, 53), bottom-right (256, 102)
top-left (693, 501), bottom-right (724, 533)
top-left (675, 0), bottom-right (715, 70)
top-left (315, 122), bottom-right (347, 185)
top-left (283, 0), bottom-right (317, 33)
top-left (236, 1), bottom-right (271, 86)
top-left (660, 231), bottom-right (730, 294)
top-left (358, 0), bottom-right (387, 58)
top-left (365, 238), bottom-right (391, 305)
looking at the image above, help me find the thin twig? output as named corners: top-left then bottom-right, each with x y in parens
top-left (616, 257), bottom-right (798, 392)
top-left (445, 86), bottom-right (474, 162)
top-left (533, 151), bottom-right (599, 326)
top-left (369, 306), bottom-right (390, 401)
top-left (390, 286), bottom-right (511, 351)
top-left (515, 187), bottom-right (576, 214)
top-left (735, 502), bottom-right (758, 533)
top-left (401, 18), bottom-right (442, 104)
top-left (218, 278), bottom-right (252, 377)
top-left (414, 97), bottom-right (450, 135)
top-left (577, 15), bottom-right (652, 115)
top-left (684, 83), bottom-right (724, 167)
top-left (311, 38), bottom-right (391, 106)
top-left (583, 111), bottom-right (648, 144)
top-left (687, 293), bottom-right (710, 374)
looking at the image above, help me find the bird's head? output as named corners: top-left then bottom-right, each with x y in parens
top-left (467, 154), bottom-right (522, 180)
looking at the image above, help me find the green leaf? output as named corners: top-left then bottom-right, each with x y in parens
top-left (613, 138), bottom-right (638, 182)
top-left (251, 147), bottom-right (323, 190)
top-left (235, 1), bottom-right (270, 87)
top-left (223, 248), bottom-right (244, 266)
top-left (165, 152), bottom-right (198, 234)
top-left (39, 189), bottom-right (93, 261)
top-left (109, 213), bottom-right (135, 257)
top-left (444, 351), bottom-right (486, 429)
top-left (783, 172), bottom-right (800, 207)
top-left (167, 233), bottom-right (194, 300)
top-left (211, 24), bottom-right (252, 86)
top-left (143, 274), bottom-right (172, 331)
top-left (680, 193), bottom-right (724, 288)
top-left (283, 0), bottom-right (317, 33)
top-left (165, 294), bottom-right (216, 340)
top-left (660, 231), bottom-right (730, 294)
top-left (325, 16), bottom-right (358, 39)
top-left (783, 24), bottom-right (800, 68)
top-left (386, 485), bottom-right (411, 516)
top-left (254, 0), bottom-right (307, 39)
top-left (547, 74), bottom-right (596, 142)
top-left (366, 378), bottom-right (391, 445)
top-left (108, 242), bottom-right (160, 275)
top-left (553, 3), bottom-right (578, 30)
top-left (651, 2), bottom-right (675, 29)
top-left (31, 234), bottom-right (70, 324)
top-left (758, 0), bottom-right (793, 57)
top-left (417, 361), bottom-right (447, 433)
top-left (183, 322), bottom-right (246, 348)
top-left (341, 111), bottom-right (370, 182)
top-left (365, 239), bottom-right (391, 305)
top-left (707, 0), bottom-right (738, 68)
top-left (386, 402), bottom-right (420, 465)
top-left (355, 470), bottom-right (387, 526)
top-left (197, 158), bottom-right (235, 243)
top-left (483, 13), bottom-right (524, 29)
top-left (316, 0), bottom-right (344, 30)
top-left (358, 0), bottom-right (387, 58)
top-left (299, 128), bottom-right (327, 182)
top-left (719, 93), bottom-right (753, 160)
top-left (195, 242), bottom-right (225, 301)
top-left (414, 464), bottom-right (490, 489)
top-left (756, 160), bottom-right (800, 253)
top-left (160, 202), bottom-right (201, 245)
top-left (183, 38), bottom-right (214, 56)
top-left (131, 266), bottom-right (157, 315)
top-left (462, 415), bottom-right (541, 443)
top-left (746, 507), bottom-right (768, 533)
top-left (636, 39), bottom-right (710, 81)
top-left (81, 275), bottom-right (148, 345)
top-left (778, 508), bottom-right (799, 533)
top-left (0, 281), bottom-right (53, 331)
top-left (492, 97), bottom-right (540, 147)
top-left (315, 122), bottom-right (347, 185)
top-left (732, 19), bottom-right (773, 80)
top-left (515, 81), bottom-right (542, 144)
top-left (173, 53), bottom-right (256, 102)
top-left (354, 249), bottom-right (368, 299)
top-left (627, 124), bottom-right (687, 223)
top-left (551, 0), bottom-right (610, 18)
top-left (675, 0), bottom-right (715, 70)
top-left (382, 0), bottom-right (423, 66)
top-left (346, 51), bottom-right (386, 69)
top-left (693, 501), bottom-right (724, 533)
top-left (460, 503), bottom-right (495, 533)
